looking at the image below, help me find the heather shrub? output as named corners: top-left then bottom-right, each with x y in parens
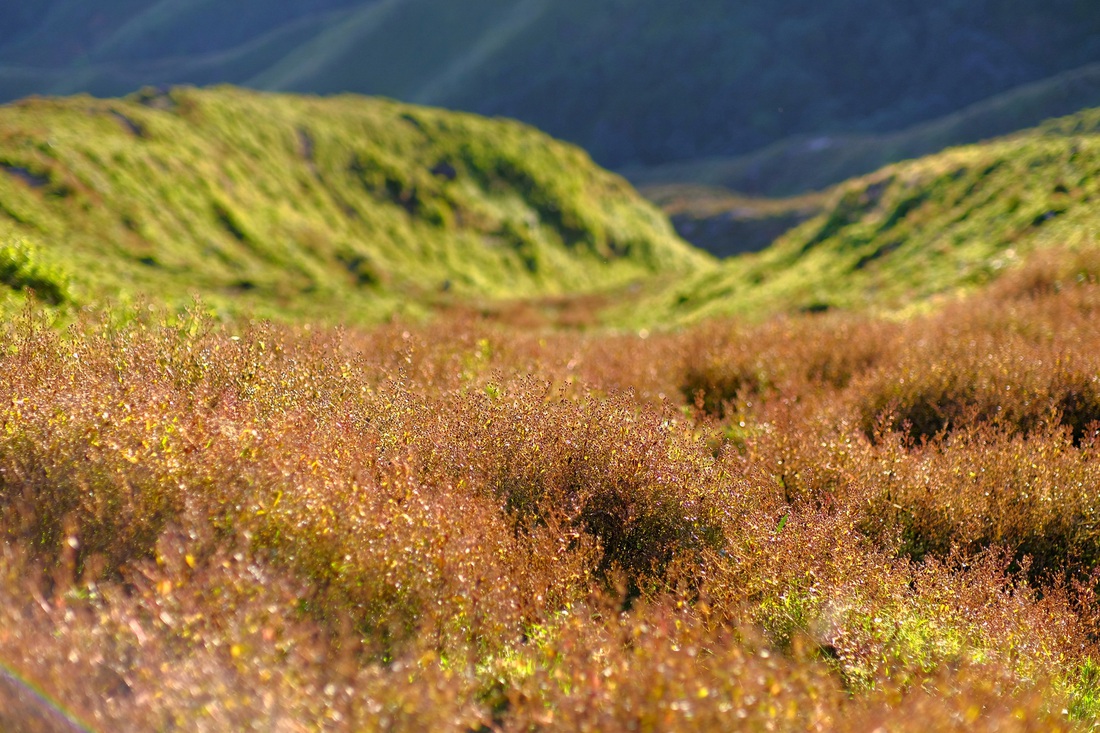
top-left (682, 314), bottom-right (897, 417)
top-left (0, 534), bottom-right (487, 732)
top-left (844, 665), bottom-right (1075, 733)
top-left (1, 276), bottom-right (1100, 729)
top-left (498, 599), bottom-right (844, 732)
top-left (0, 314), bottom-right (189, 575)
top-left (990, 245), bottom-right (1100, 302)
top-left (701, 485), bottom-right (1097, 699)
top-left (813, 549), bottom-right (1094, 693)
top-left (394, 379), bottom-right (729, 584)
top-left (859, 423), bottom-right (1100, 580)
top-left (495, 582), bottom-right (1086, 732)
top-left (247, 463), bottom-right (594, 661)
top-left (680, 324), bottom-right (775, 415)
top-left (854, 293), bottom-right (1100, 442)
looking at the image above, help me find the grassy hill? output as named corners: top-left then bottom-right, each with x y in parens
top-left (2, 1), bottom-right (1099, 173)
top-left (0, 86), bottom-right (707, 321)
top-left (632, 64), bottom-right (1100, 259)
top-left (629, 108), bottom-right (1100, 324)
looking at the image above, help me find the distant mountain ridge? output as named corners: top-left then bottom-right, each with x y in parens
top-left (628, 62), bottom-right (1100, 198)
top-left (632, 63), bottom-right (1100, 258)
top-left (2, 0), bottom-right (1098, 172)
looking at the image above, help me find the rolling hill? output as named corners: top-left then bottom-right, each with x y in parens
top-left (627, 108), bottom-right (1100, 324)
top-left (0, 86), bottom-right (708, 321)
top-left (632, 63), bottom-right (1100, 258)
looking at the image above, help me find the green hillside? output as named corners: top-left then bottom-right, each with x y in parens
top-left (634, 65), bottom-right (1100, 258)
top-left (631, 108), bottom-right (1100, 324)
top-left (0, 86), bottom-right (707, 321)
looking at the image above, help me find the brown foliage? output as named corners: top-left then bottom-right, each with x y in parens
top-left (3, 246), bottom-right (1100, 728)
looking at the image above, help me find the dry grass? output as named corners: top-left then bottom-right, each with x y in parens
top-left (2, 246), bottom-right (1100, 729)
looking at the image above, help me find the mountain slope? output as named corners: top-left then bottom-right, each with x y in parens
top-left (0, 1), bottom-right (365, 68)
top-left (422, 0), bottom-right (1100, 168)
top-left (630, 64), bottom-right (1100, 258)
top-left (628, 108), bottom-right (1100, 324)
top-left (1, 1), bottom-right (1099, 172)
top-left (629, 62), bottom-right (1100, 197)
top-left (0, 86), bottom-right (708, 321)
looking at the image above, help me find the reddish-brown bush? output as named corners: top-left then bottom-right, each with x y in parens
top-left (2, 252), bottom-right (1100, 729)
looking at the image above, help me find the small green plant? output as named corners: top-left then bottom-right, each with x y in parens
top-left (0, 237), bottom-right (71, 305)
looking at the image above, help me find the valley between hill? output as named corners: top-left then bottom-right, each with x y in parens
top-left (629, 107), bottom-right (1100, 324)
top-left (3, 88), bottom-right (1100, 731)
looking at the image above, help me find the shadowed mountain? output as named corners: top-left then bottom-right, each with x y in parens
top-left (630, 64), bottom-right (1100, 258)
top-left (629, 62), bottom-right (1100, 197)
top-left (1, 0), bottom-right (1099, 173)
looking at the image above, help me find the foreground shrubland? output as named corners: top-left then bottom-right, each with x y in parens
top-left (2, 248), bottom-right (1100, 730)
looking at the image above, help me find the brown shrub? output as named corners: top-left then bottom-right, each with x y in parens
top-left (2, 269), bottom-right (1100, 729)
top-left (857, 423), bottom-right (1100, 580)
top-left (680, 314), bottom-right (899, 418)
top-left (853, 265), bottom-right (1100, 443)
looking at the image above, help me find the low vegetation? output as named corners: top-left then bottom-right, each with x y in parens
top-left (1, 243), bottom-right (1100, 730)
top-left (3, 82), bottom-right (1100, 730)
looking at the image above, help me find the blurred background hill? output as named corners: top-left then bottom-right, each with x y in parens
top-left (3, 1), bottom-right (1098, 171)
top-left (3, 0), bottom-right (1100, 254)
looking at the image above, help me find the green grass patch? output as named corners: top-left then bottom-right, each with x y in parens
top-left (625, 108), bottom-right (1100, 325)
top-left (0, 86), bottom-right (709, 324)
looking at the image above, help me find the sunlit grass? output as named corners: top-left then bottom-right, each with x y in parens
top-left (0, 86), bottom-right (708, 325)
top-left (632, 109), bottom-right (1100, 325)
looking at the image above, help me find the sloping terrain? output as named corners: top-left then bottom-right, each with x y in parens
top-left (5, 19), bottom-right (1100, 731)
top-left (2, 0), bottom-right (1099, 172)
top-left (630, 108), bottom-right (1100, 324)
top-left (629, 62), bottom-right (1100, 197)
top-left (633, 64), bottom-right (1100, 257)
top-left (0, 0), bottom-right (366, 68)
top-left (0, 86), bottom-right (707, 321)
